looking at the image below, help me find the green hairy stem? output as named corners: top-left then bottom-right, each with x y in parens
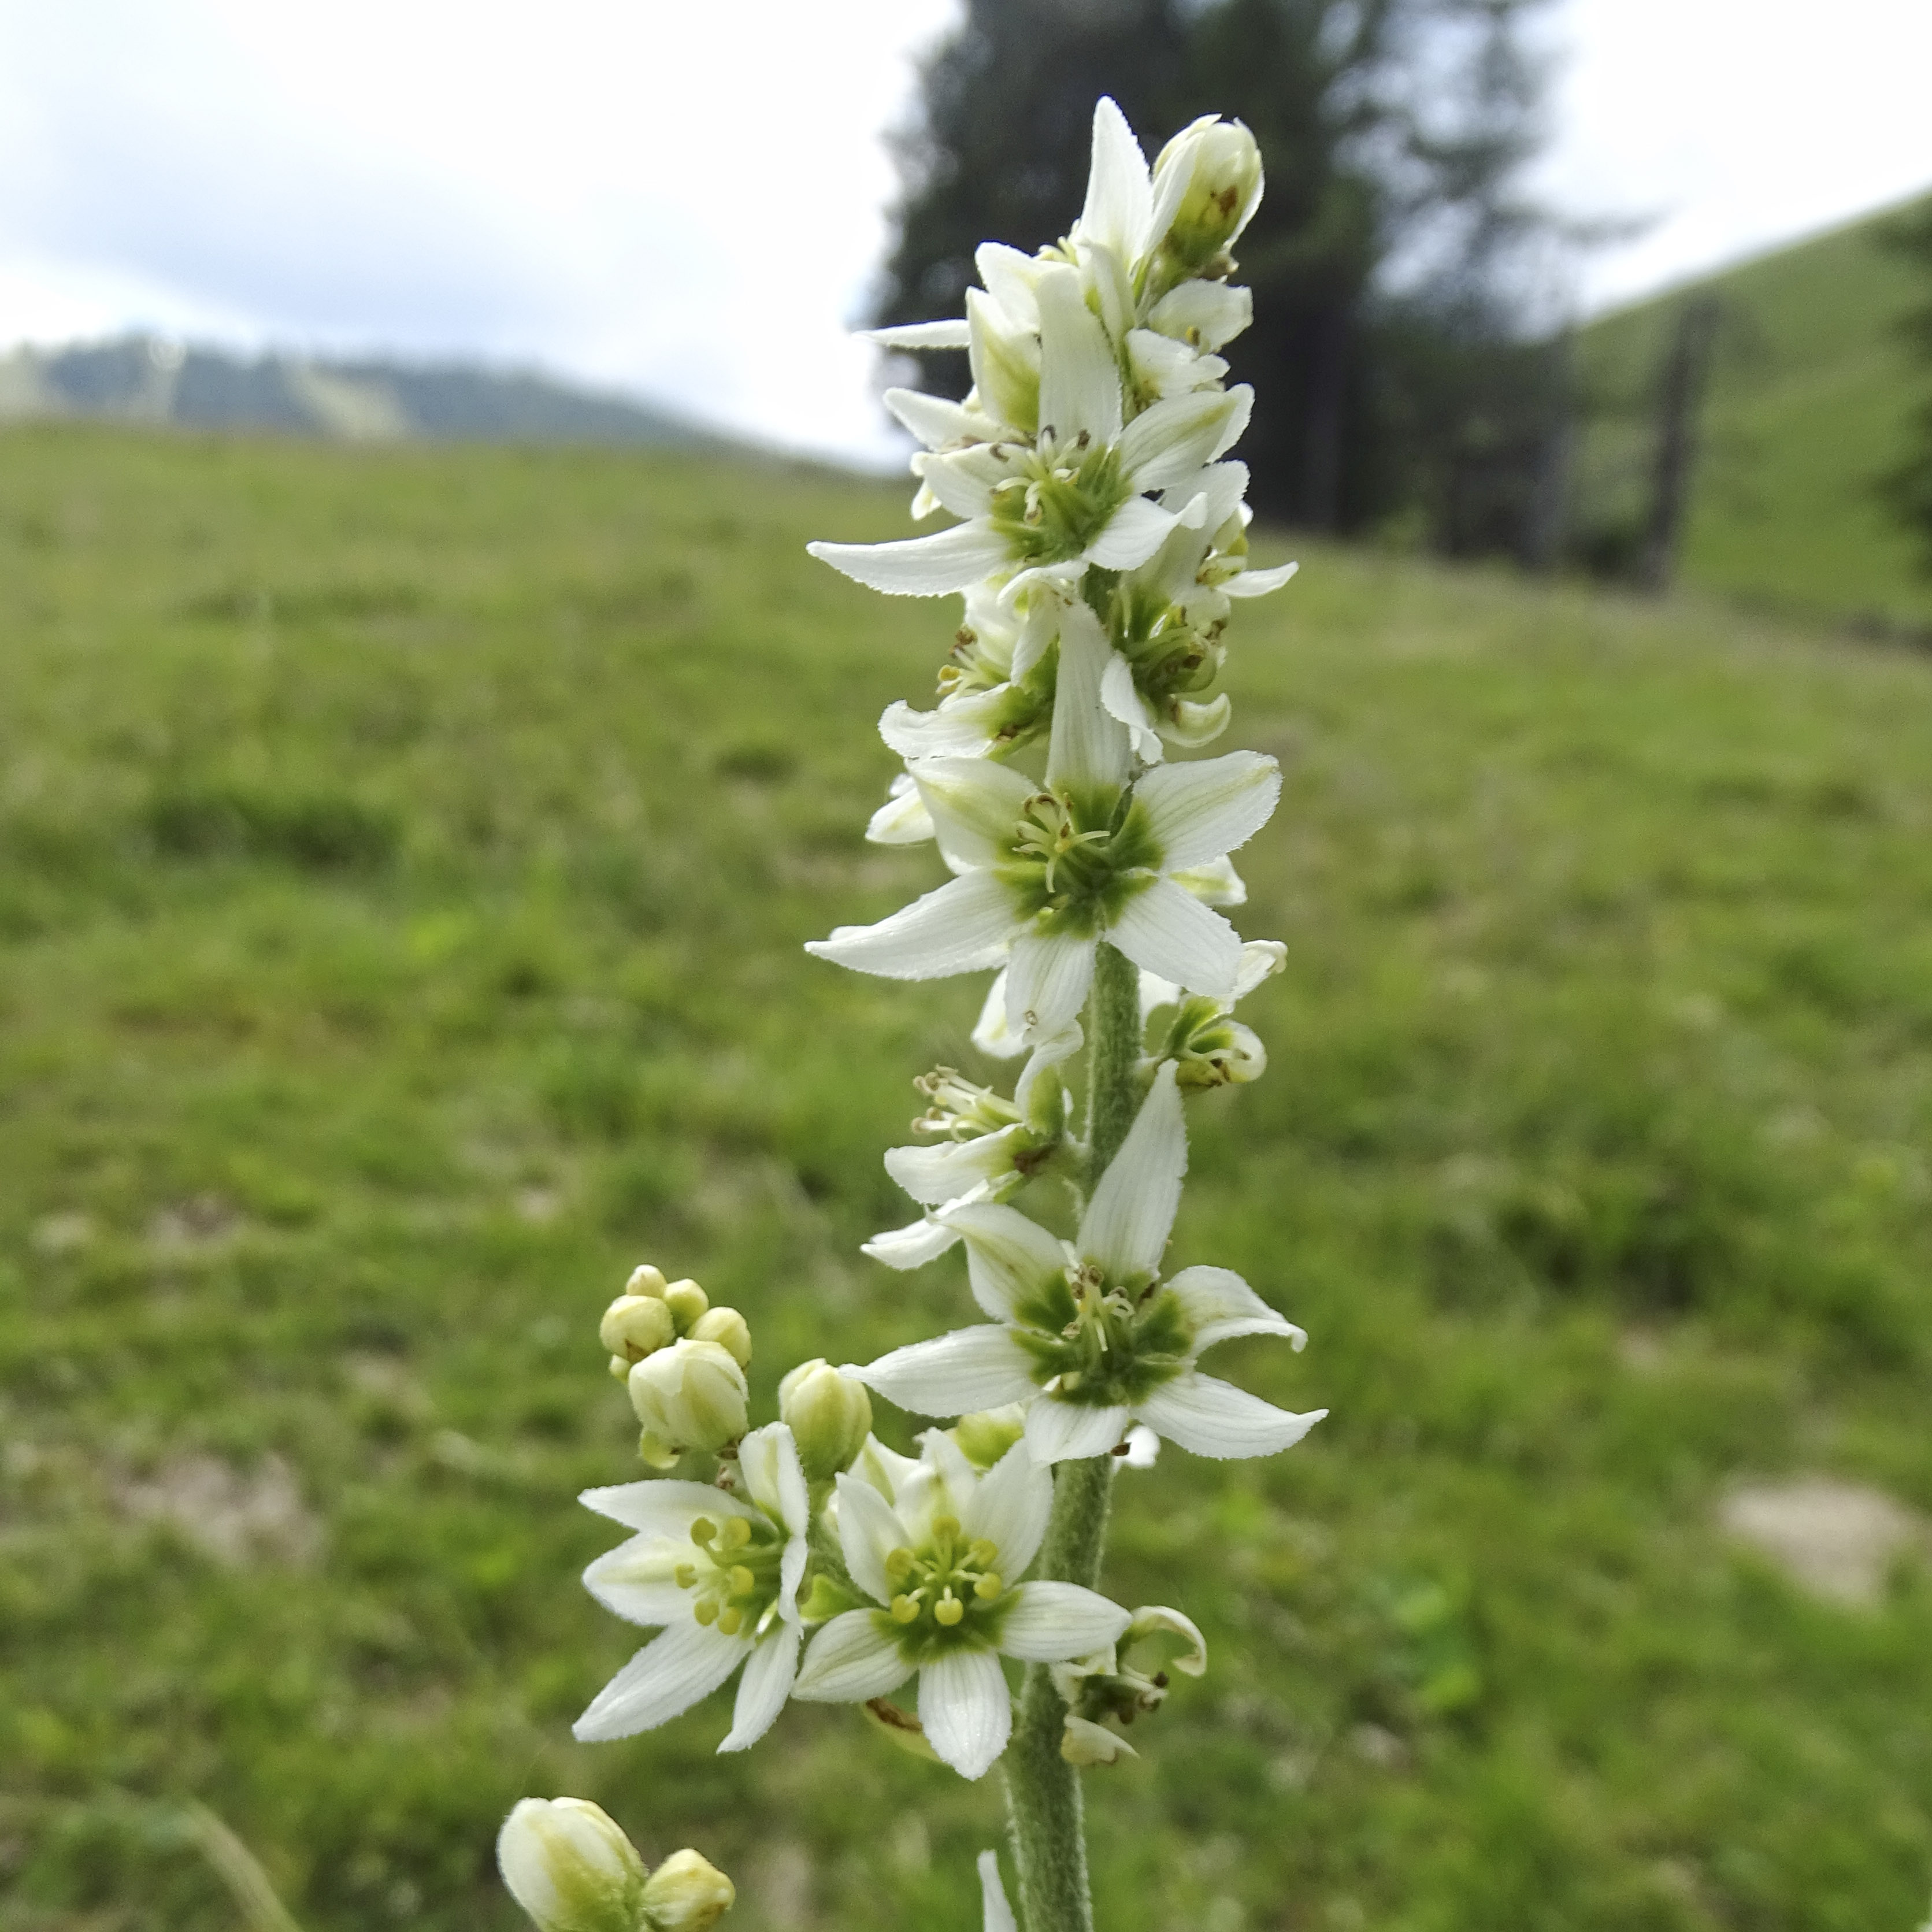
top-left (1003, 942), bottom-right (1140, 1932)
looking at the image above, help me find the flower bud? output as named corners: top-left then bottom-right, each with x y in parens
top-left (628, 1339), bottom-right (747, 1452)
top-left (688, 1306), bottom-right (752, 1369)
top-left (1149, 116), bottom-right (1263, 273)
top-left (497, 1797), bottom-right (646, 1932)
top-left (640, 1848), bottom-right (736, 1932)
top-left (600, 1294), bottom-right (676, 1363)
top-left (662, 1278), bottom-right (709, 1332)
top-left (778, 1359), bottom-right (872, 1482)
top-left (952, 1403), bottom-right (1026, 1470)
top-left (625, 1263), bottom-right (669, 1299)
top-left (1061, 1714), bottom-right (1139, 1766)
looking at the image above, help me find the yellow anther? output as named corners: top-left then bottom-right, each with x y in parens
top-left (891, 1594), bottom-right (921, 1624)
top-left (728, 1565), bottom-right (755, 1597)
top-left (691, 1518), bottom-right (717, 1546)
top-left (673, 1563), bottom-right (698, 1589)
top-left (718, 1516), bottom-right (752, 1552)
top-left (884, 1547), bottom-right (917, 1584)
top-left (935, 1595), bottom-right (965, 1626)
top-left (969, 1540), bottom-right (999, 1568)
top-left (717, 1606), bottom-right (743, 1637)
top-left (932, 1515), bottom-right (961, 1543)
top-left (692, 1597), bottom-right (718, 1626)
top-left (975, 1573), bottom-right (1004, 1601)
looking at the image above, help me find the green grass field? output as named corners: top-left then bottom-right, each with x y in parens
top-left (1576, 195), bottom-right (1932, 631)
top-left (5, 423), bottom-right (1932, 1931)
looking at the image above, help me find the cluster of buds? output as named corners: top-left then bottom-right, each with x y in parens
top-left (497, 1798), bottom-right (733, 1932)
top-left (602, 1266), bottom-right (754, 1463)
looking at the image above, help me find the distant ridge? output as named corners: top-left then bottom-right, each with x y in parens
top-left (0, 335), bottom-right (733, 450)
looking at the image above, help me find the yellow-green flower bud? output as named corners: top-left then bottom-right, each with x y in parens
top-left (640, 1848), bottom-right (736, 1932)
top-left (627, 1338), bottom-right (747, 1452)
top-left (778, 1358), bottom-right (872, 1482)
top-left (496, 1796), bottom-right (646, 1932)
top-left (688, 1306), bottom-right (752, 1369)
top-left (952, 1403), bottom-right (1026, 1470)
top-left (662, 1278), bottom-right (709, 1332)
top-left (600, 1294), bottom-right (676, 1363)
top-left (1150, 115), bottom-right (1263, 273)
top-left (625, 1263), bottom-right (669, 1299)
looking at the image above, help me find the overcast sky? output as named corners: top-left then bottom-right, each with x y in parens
top-left (0, 0), bottom-right (1926, 466)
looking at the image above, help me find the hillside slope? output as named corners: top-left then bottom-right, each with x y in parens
top-left (3, 427), bottom-right (1931, 1931)
top-left (1576, 196), bottom-right (1932, 629)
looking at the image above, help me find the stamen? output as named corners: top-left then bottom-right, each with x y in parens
top-left (891, 1594), bottom-right (921, 1624)
top-left (717, 1607), bottom-right (743, 1636)
top-left (976, 1574), bottom-right (1004, 1601)
top-left (935, 1594), bottom-right (965, 1627)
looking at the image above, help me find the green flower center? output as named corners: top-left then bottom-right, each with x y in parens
top-left (996, 789), bottom-right (1159, 939)
top-left (988, 434), bottom-right (1129, 566)
top-left (876, 1514), bottom-right (1013, 1662)
top-left (676, 1512), bottom-right (784, 1638)
top-left (1012, 1262), bottom-right (1195, 1409)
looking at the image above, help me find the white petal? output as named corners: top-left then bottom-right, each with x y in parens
top-left (579, 1480), bottom-right (757, 1536)
top-left (979, 1851), bottom-right (1019, 1932)
top-left (1146, 279), bottom-right (1254, 352)
top-left (1233, 939), bottom-right (1286, 997)
top-left (919, 1649), bottom-right (1011, 1780)
top-left (572, 1618), bottom-right (748, 1741)
top-left (1014, 1021), bottom-right (1083, 1121)
top-left (855, 1326), bottom-right (1038, 1415)
top-left (974, 243), bottom-right (1044, 329)
top-left (911, 448), bottom-right (1002, 520)
top-left (866, 319), bottom-right (973, 350)
top-left (833, 1473), bottom-right (908, 1604)
top-left (1166, 1264), bottom-right (1307, 1353)
top-left (1035, 263), bottom-right (1122, 448)
top-left (1138, 967), bottom-right (1182, 1017)
top-left (967, 287), bottom-right (1040, 435)
top-left (1225, 559), bottom-right (1299, 598)
top-left (1100, 651), bottom-right (1164, 764)
top-left (961, 1442), bottom-right (1053, 1579)
top-left (808, 521), bottom-right (1013, 598)
top-left (807, 870), bottom-right (1018, 980)
top-left (999, 1582), bottom-right (1133, 1661)
top-left (879, 689), bottom-right (1013, 762)
top-left (862, 1214), bottom-right (964, 1269)
top-left (1135, 1373), bottom-right (1326, 1459)
top-left (780, 1534), bottom-right (809, 1625)
top-left (1084, 495), bottom-right (1183, 572)
top-left (1119, 387), bottom-right (1253, 493)
top-left (1135, 750), bottom-right (1280, 873)
top-left (1078, 96), bottom-right (1153, 263)
top-left (971, 969), bottom-right (1027, 1059)
top-left (1008, 592), bottom-right (1061, 681)
top-left (942, 1201), bottom-right (1072, 1320)
top-left (737, 1423), bottom-right (810, 1537)
top-left (1171, 853), bottom-right (1245, 907)
top-left (1004, 931), bottom-right (1096, 1045)
top-left (1078, 1060), bottom-right (1185, 1280)
top-left (1045, 600), bottom-right (1132, 793)
top-left (1123, 1425), bottom-right (1160, 1469)
top-left (866, 776), bottom-right (936, 845)
top-left (912, 756), bottom-right (1036, 869)
top-left (885, 1128), bottom-right (1026, 1207)
top-left (1109, 877), bottom-right (1244, 995)
top-left (792, 1610), bottom-right (912, 1702)
top-left (718, 1622), bottom-right (800, 1752)
top-left (884, 385), bottom-right (989, 450)
top-left (1023, 1397), bottom-right (1133, 1464)
top-left (581, 1537), bottom-right (694, 1627)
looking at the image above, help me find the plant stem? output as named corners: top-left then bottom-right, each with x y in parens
top-left (1002, 943), bottom-right (1140, 1932)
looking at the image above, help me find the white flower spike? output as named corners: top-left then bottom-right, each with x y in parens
top-left (573, 1423), bottom-right (812, 1752)
top-left (791, 1434), bottom-right (1130, 1778)
top-left (853, 1064), bottom-right (1326, 1463)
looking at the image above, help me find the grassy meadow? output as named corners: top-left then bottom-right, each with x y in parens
top-left (1576, 195), bottom-right (1932, 632)
top-left (5, 422), bottom-right (1932, 1931)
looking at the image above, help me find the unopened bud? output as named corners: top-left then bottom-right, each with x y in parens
top-left (625, 1264), bottom-right (669, 1299)
top-left (689, 1306), bottom-right (752, 1369)
top-left (1149, 116), bottom-right (1263, 273)
top-left (662, 1278), bottom-right (709, 1332)
top-left (778, 1359), bottom-right (872, 1481)
top-left (628, 1339), bottom-right (747, 1452)
top-left (600, 1294), bottom-right (676, 1363)
top-left (640, 1848), bottom-right (736, 1932)
top-left (496, 1796), bottom-right (646, 1932)
top-left (953, 1403), bottom-right (1026, 1470)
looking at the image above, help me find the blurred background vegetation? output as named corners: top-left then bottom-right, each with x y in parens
top-left (6, 3), bottom-right (1932, 1929)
